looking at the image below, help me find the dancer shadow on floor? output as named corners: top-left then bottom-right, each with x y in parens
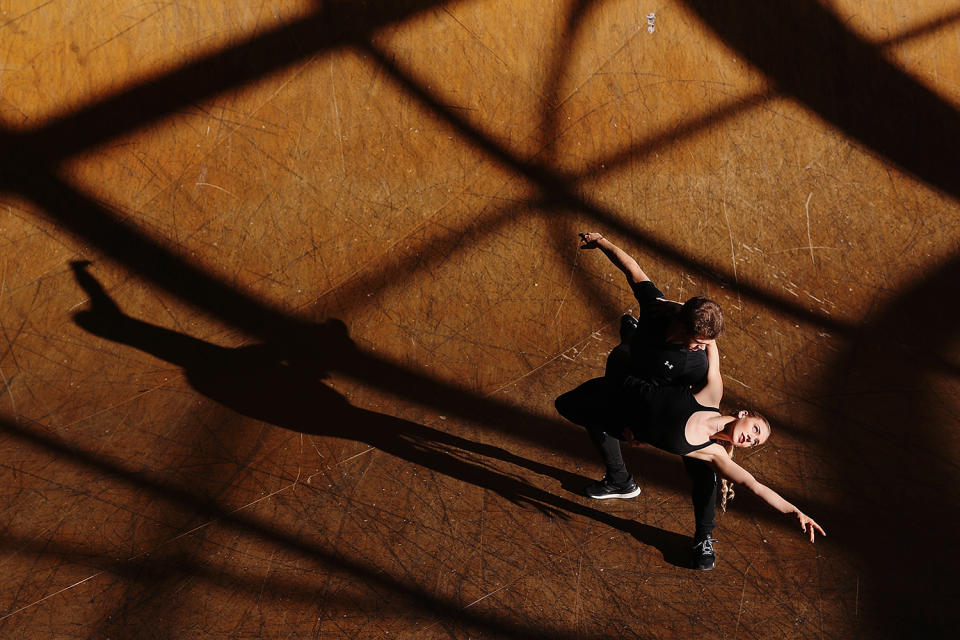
top-left (70, 261), bottom-right (692, 566)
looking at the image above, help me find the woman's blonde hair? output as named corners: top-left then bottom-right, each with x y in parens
top-left (718, 410), bottom-right (771, 512)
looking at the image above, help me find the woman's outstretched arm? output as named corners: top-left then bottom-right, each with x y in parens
top-left (692, 445), bottom-right (826, 542)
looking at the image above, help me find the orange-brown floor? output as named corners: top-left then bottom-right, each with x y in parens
top-left (1, 1), bottom-right (958, 638)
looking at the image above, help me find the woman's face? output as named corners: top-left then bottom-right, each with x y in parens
top-left (731, 414), bottom-right (769, 448)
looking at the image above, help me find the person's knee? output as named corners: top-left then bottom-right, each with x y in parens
top-left (555, 392), bottom-right (590, 427)
top-left (555, 378), bottom-right (604, 422)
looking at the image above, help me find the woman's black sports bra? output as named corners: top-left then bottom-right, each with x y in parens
top-left (619, 377), bottom-right (720, 455)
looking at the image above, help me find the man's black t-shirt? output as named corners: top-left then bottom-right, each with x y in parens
top-left (628, 281), bottom-right (708, 388)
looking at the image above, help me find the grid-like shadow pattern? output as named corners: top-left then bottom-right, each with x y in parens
top-left (1, 1), bottom-right (958, 637)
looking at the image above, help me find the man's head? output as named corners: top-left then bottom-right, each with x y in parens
top-left (679, 297), bottom-right (724, 350)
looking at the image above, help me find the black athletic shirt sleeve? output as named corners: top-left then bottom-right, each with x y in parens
top-left (630, 280), bottom-right (665, 308)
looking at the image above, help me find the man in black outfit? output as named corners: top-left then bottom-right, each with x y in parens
top-left (574, 231), bottom-right (725, 571)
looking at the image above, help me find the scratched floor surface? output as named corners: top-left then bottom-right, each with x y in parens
top-left (1, 1), bottom-right (958, 638)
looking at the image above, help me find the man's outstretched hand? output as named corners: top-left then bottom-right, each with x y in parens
top-left (578, 232), bottom-right (604, 248)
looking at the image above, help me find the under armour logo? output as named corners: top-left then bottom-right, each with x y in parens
top-left (664, 361), bottom-right (674, 370)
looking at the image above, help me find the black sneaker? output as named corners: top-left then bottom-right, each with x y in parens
top-left (585, 476), bottom-right (641, 499)
top-left (691, 536), bottom-right (718, 571)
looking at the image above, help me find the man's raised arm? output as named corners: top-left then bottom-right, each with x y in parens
top-left (578, 232), bottom-right (650, 287)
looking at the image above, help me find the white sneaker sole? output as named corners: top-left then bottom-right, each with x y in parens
top-left (587, 486), bottom-right (641, 499)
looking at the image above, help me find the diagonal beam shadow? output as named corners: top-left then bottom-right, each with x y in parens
top-left (3, 8), bottom-right (956, 632)
top-left (0, 28), bottom-right (887, 484)
top-left (361, 15), bottom-right (960, 370)
top-left (10, 0), bottom-right (448, 160)
top-left (11, 0), bottom-right (955, 183)
top-left (0, 166), bottom-right (574, 450)
top-left (0, 0), bottom-right (956, 516)
top-left (678, 0), bottom-right (960, 201)
top-left (780, 250), bottom-right (960, 637)
top-left (577, 89), bottom-right (773, 181)
top-left (10, 167), bottom-right (307, 342)
top-left (0, 0), bottom-right (952, 632)
top-left (0, 1), bottom-right (953, 349)
top-left (0, 404), bottom-right (854, 630)
top-left (7, 67), bottom-right (860, 374)
top-left (0, 164), bottom-right (746, 477)
top-left (5, 0), bottom-right (946, 352)
top-left (866, 7), bottom-right (960, 47)
top-left (532, 0), bottom-right (614, 354)
top-left (0, 2), bottom-right (626, 349)
top-left (0, 412), bottom-right (684, 638)
top-left (2, 27), bottom-right (853, 351)
top-left (537, 0), bottom-right (602, 163)
top-left (0, 535), bottom-right (389, 615)
top-left (4, 0), bottom-right (956, 460)
top-left (362, 41), bottom-right (856, 335)
top-left (579, 8), bottom-right (960, 181)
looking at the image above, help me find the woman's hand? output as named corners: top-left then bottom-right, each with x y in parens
top-left (578, 232), bottom-right (604, 248)
top-left (795, 510), bottom-right (826, 542)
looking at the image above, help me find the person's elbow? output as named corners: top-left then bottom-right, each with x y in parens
top-left (722, 469), bottom-right (759, 492)
top-left (625, 269), bottom-right (649, 286)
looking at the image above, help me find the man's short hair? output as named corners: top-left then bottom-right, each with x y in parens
top-left (680, 297), bottom-right (724, 340)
